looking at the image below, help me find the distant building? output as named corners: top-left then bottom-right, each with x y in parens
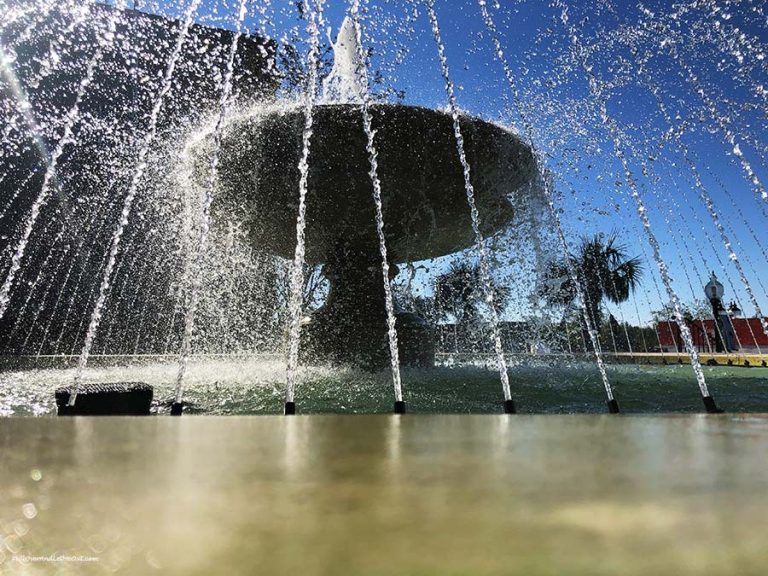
top-left (656, 318), bottom-right (768, 353)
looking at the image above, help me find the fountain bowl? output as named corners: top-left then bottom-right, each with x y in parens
top-left (203, 103), bottom-right (539, 263)
top-left (186, 103), bottom-right (539, 368)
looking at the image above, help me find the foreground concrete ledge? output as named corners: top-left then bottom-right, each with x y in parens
top-left (0, 415), bottom-right (766, 574)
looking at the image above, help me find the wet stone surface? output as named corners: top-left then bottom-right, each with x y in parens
top-left (1, 414), bottom-right (767, 575)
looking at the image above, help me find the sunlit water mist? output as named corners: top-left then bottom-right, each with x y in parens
top-left (0, 0), bottom-right (766, 415)
top-left (174, 0), bottom-right (251, 407)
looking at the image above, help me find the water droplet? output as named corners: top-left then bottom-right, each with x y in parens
top-left (22, 502), bottom-right (37, 519)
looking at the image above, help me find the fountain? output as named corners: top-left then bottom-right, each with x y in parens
top-left (195, 103), bottom-right (537, 367)
top-left (2, 3), bottom-right (768, 570)
top-left (0, 1), bottom-right (765, 417)
top-left (185, 16), bottom-right (539, 373)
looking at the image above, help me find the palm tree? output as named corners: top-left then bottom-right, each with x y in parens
top-left (434, 261), bottom-right (510, 325)
top-left (541, 232), bottom-right (643, 336)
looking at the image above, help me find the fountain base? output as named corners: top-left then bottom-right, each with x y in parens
top-left (301, 242), bottom-right (435, 370)
top-left (702, 395), bottom-right (725, 414)
top-left (56, 382), bottom-right (153, 416)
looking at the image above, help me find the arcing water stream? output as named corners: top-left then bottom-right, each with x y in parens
top-left (174, 0), bottom-right (253, 409)
top-left (70, 0), bottom-right (203, 404)
top-left (0, 0), bottom-right (765, 414)
top-left (0, 0), bottom-right (126, 320)
top-left (476, 0), bottom-right (616, 406)
top-left (553, 0), bottom-right (712, 404)
top-left (424, 0), bottom-right (514, 409)
top-left (346, 5), bottom-right (404, 405)
top-left (284, 0), bottom-right (325, 408)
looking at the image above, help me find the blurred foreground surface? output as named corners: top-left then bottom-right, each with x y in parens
top-left (1, 414), bottom-right (768, 575)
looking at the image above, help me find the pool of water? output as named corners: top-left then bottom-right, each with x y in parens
top-left (1, 414), bottom-right (767, 575)
top-left (2, 356), bottom-right (768, 415)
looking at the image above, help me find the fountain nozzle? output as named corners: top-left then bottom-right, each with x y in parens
top-left (702, 396), bottom-right (725, 414)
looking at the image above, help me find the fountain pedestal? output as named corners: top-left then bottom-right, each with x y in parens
top-left (302, 241), bottom-right (435, 369)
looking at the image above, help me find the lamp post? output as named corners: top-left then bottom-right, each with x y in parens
top-left (704, 272), bottom-right (725, 353)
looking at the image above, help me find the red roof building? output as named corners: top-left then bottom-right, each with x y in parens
top-left (657, 318), bottom-right (768, 353)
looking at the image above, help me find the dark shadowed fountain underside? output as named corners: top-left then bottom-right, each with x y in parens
top-left (194, 103), bottom-right (538, 367)
top-left (211, 104), bottom-right (537, 263)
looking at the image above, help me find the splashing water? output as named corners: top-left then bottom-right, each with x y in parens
top-left (554, 0), bottom-right (710, 400)
top-left (174, 0), bottom-right (253, 407)
top-left (628, 42), bottom-right (768, 341)
top-left (70, 0), bottom-right (203, 405)
top-left (0, 0), bottom-right (125, 320)
top-left (636, 6), bottom-right (767, 205)
top-left (476, 0), bottom-right (615, 404)
top-left (346, 6), bottom-right (404, 404)
top-left (322, 16), bottom-right (363, 105)
top-left (1, 0), bottom-right (766, 417)
top-left (424, 0), bottom-right (513, 405)
top-left (285, 0), bottom-right (326, 406)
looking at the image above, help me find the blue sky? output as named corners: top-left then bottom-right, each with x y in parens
top-left (140, 0), bottom-right (767, 326)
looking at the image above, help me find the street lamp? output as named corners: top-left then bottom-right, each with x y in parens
top-left (704, 272), bottom-right (724, 303)
top-left (704, 272), bottom-right (726, 353)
